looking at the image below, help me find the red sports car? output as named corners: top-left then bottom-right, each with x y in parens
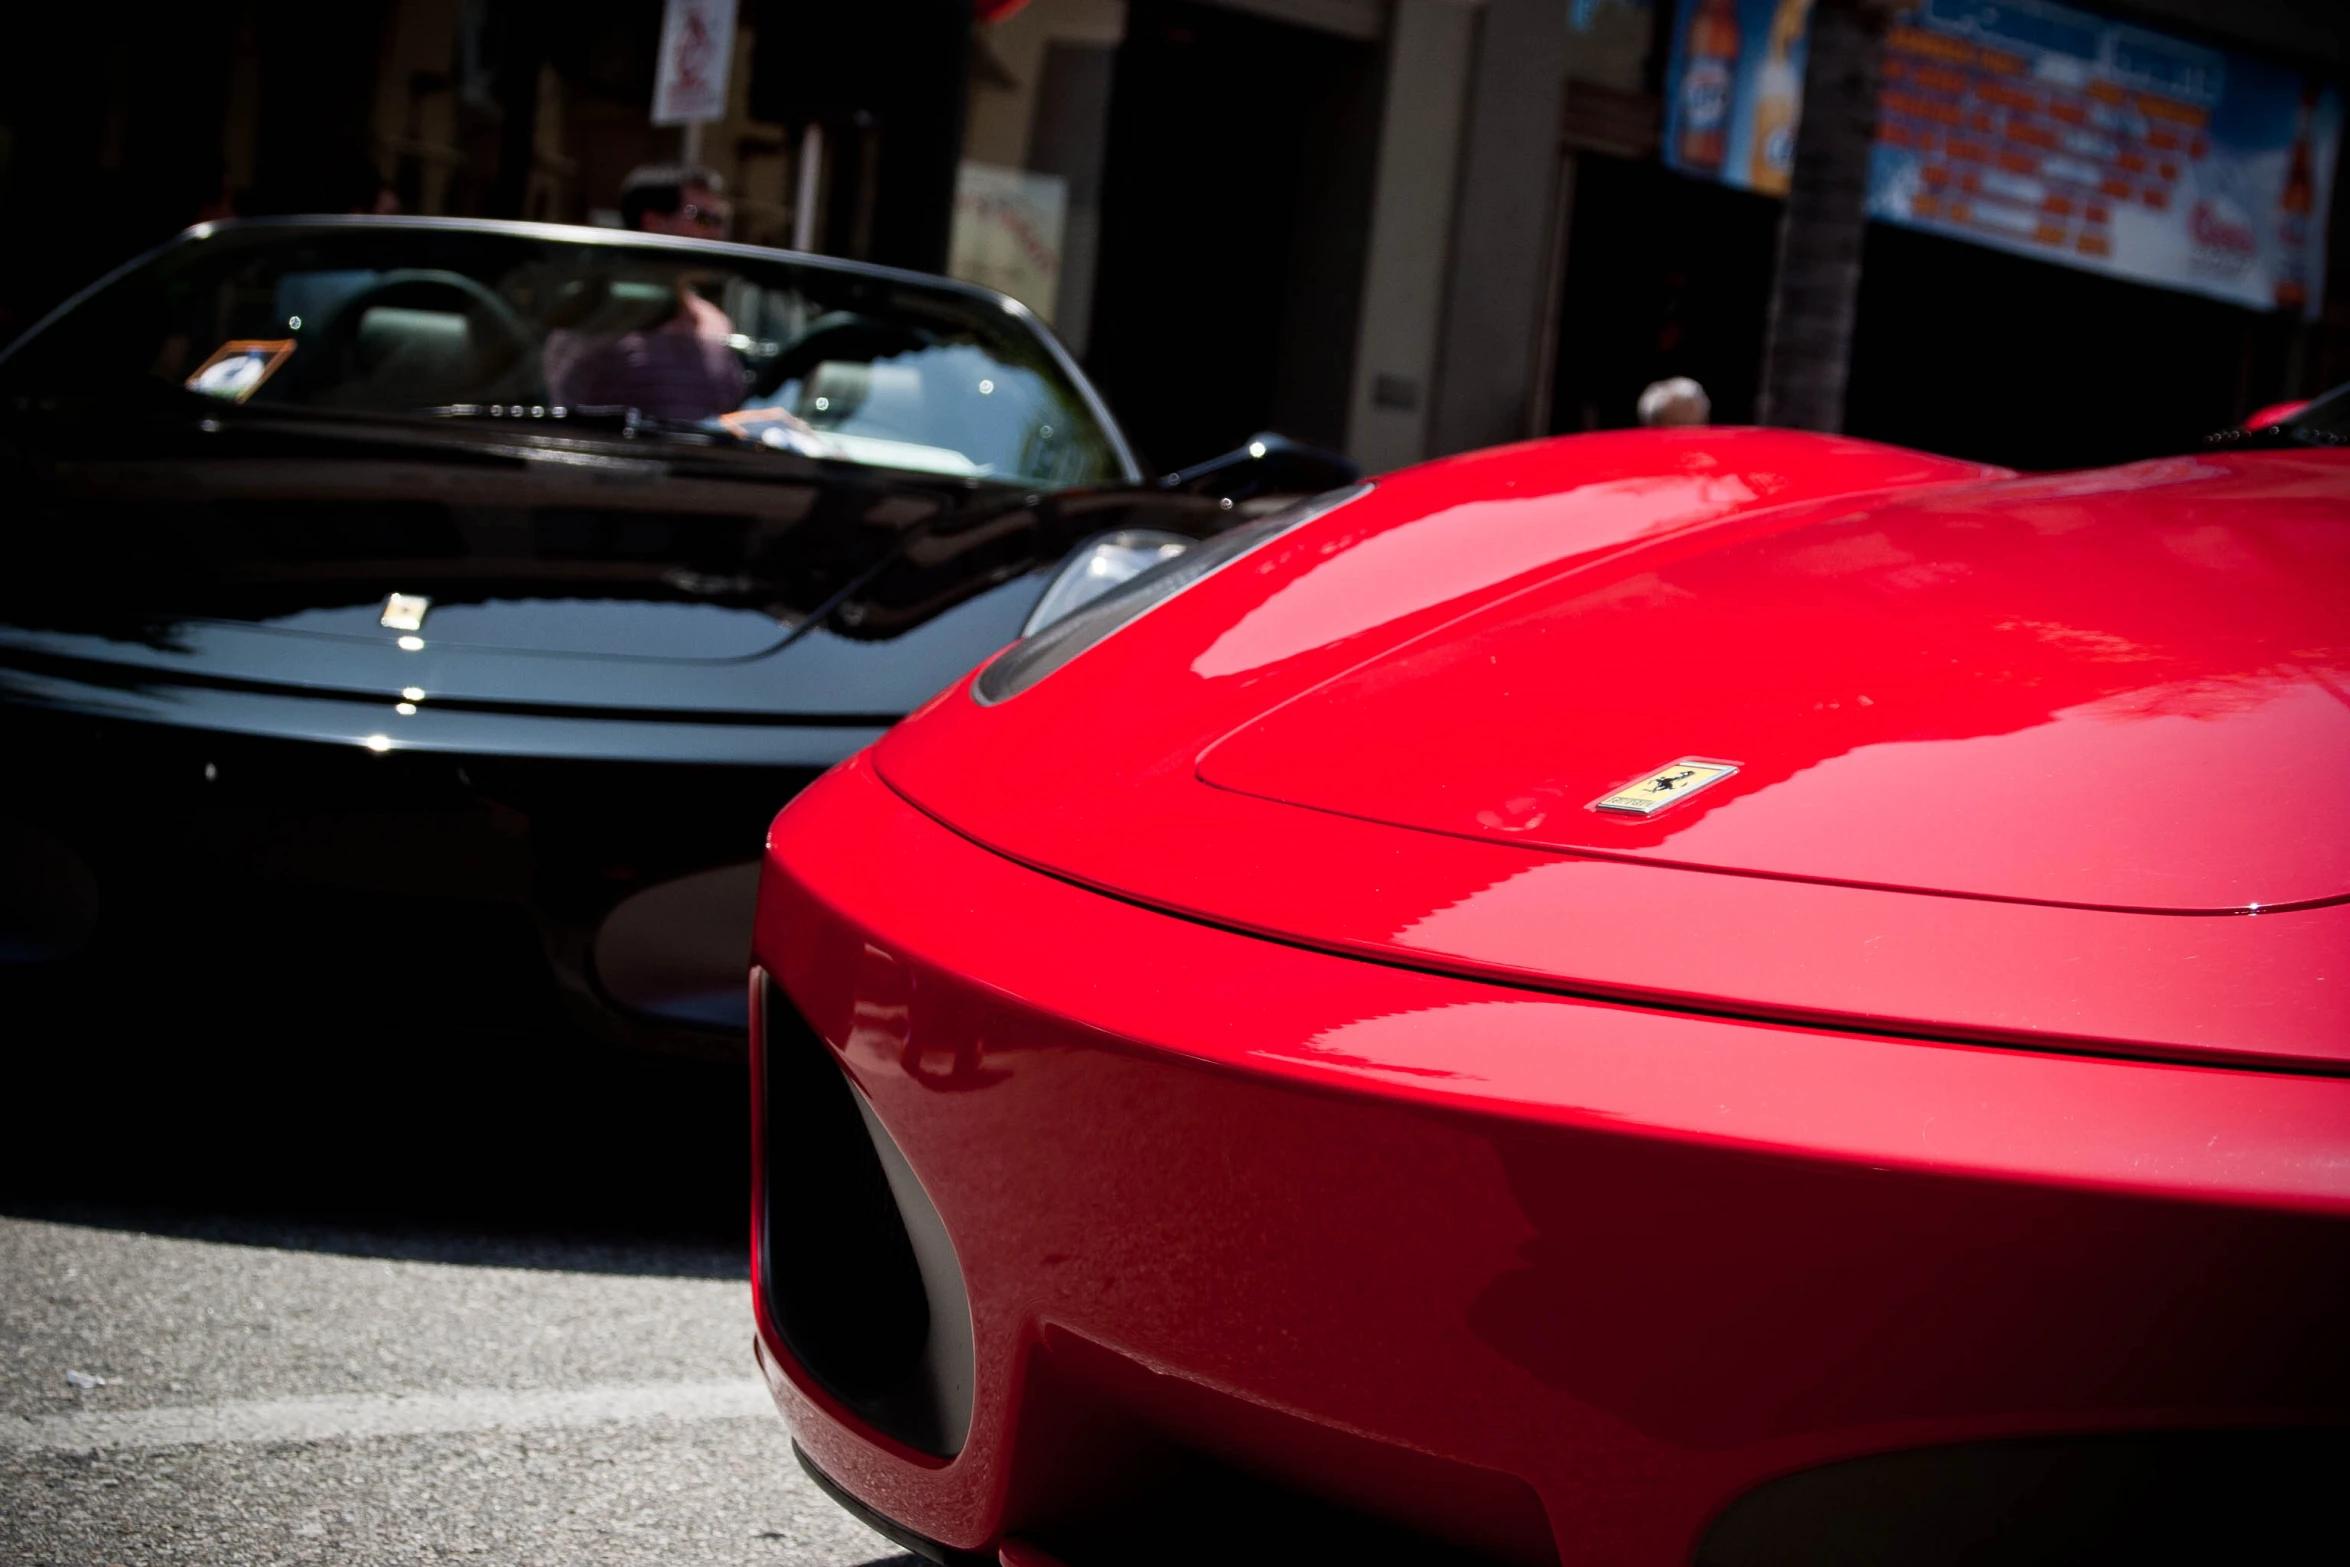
top-left (748, 408), bottom-right (2350, 1565)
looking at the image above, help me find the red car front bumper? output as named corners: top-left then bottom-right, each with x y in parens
top-left (749, 756), bottom-right (2350, 1565)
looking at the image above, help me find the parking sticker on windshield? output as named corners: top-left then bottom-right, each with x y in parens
top-left (1591, 759), bottom-right (1739, 817)
top-left (186, 340), bottom-right (296, 403)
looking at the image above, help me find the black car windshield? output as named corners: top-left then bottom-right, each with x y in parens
top-left (0, 219), bottom-right (1131, 489)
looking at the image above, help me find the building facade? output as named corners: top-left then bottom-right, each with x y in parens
top-left (1, 0), bottom-right (2342, 472)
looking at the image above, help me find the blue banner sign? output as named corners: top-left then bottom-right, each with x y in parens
top-left (1662, 0), bottom-right (2342, 315)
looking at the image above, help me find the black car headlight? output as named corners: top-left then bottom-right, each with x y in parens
top-left (1019, 529), bottom-right (1195, 638)
top-left (975, 483), bottom-right (1372, 705)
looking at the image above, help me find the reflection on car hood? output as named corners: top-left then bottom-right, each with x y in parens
top-left (871, 430), bottom-right (2350, 1069)
top-left (0, 416), bottom-right (1238, 730)
top-left (5, 445), bottom-right (927, 660)
top-left (1202, 450), bottom-right (2350, 914)
top-left (245, 596), bottom-right (795, 661)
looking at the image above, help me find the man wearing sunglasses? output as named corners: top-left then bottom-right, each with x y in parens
top-left (543, 163), bottom-right (744, 419)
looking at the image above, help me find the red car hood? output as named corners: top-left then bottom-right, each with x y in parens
top-left (876, 431), bottom-right (2350, 1071)
top-left (1199, 452), bottom-right (2349, 913)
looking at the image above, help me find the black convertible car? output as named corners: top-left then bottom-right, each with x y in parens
top-left (0, 217), bottom-right (1352, 1049)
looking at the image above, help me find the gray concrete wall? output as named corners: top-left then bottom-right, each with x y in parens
top-left (1426, 0), bottom-right (1571, 458)
top-left (1344, 0), bottom-right (1481, 472)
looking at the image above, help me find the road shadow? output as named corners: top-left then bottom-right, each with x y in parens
top-left (0, 882), bottom-right (749, 1275)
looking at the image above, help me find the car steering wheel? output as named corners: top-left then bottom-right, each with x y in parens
top-left (293, 269), bottom-right (539, 404)
top-left (749, 312), bottom-right (939, 401)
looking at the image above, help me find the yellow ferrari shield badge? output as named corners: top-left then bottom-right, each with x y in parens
top-left (1591, 759), bottom-right (1738, 817)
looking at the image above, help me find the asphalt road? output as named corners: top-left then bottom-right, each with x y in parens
top-left (0, 897), bottom-right (908, 1567)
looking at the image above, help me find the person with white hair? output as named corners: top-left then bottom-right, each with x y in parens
top-left (1638, 376), bottom-right (1712, 427)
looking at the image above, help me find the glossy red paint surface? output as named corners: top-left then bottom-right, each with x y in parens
top-left (753, 755), bottom-right (2350, 1564)
top-left (754, 430), bottom-right (2350, 1561)
top-left (1202, 456), bottom-right (2350, 912)
top-left (875, 433), bottom-right (2350, 1069)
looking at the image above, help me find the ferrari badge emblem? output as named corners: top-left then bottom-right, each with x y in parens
top-left (1592, 758), bottom-right (1738, 817)
top-left (379, 593), bottom-right (432, 632)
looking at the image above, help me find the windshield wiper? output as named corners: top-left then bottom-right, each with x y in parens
top-left (419, 402), bottom-right (653, 433)
top-left (2202, 422), bottom-right (2350, 451)
top-left (417, 402), bottom-right (827, 456)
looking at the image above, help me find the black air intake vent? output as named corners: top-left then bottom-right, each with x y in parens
top-left (757, 972), bottom-right (974, 1457)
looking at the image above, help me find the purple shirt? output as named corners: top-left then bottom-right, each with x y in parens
top-left (545, 320), bottom-right (746, 422)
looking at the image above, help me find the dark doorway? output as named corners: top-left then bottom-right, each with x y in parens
top-left (0, 3), bottom-right (248, 344)
top-left (747, 0), bottom-right (971, 273)
top-left (249, 0), bottom-right (398, 215)
top-left (1086, 0), bottom-right (1380, 472)
top-left (1844, 223), bottom-right (2289, 471)
top-left (1546, 156), bottom-right (1783, 433)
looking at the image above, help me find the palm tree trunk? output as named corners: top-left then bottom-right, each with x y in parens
top-left (1758, 0), bottom-right (1895, 431)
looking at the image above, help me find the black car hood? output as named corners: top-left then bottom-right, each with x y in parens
top-left (9, 423), bottom-right (939, 653)
top-left (0, 412), bottom-right (1230, 732)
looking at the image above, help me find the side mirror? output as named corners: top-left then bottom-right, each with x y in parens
top-left (1157, 431), bottom-right (1362, 504)
top-left (2242, 399), bottom-right (2311, 430)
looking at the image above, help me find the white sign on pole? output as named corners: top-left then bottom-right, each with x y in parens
top-left (948, 162), bottom-right (1069, 321)
top-left (652, 0), bottom-right (738, 127)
